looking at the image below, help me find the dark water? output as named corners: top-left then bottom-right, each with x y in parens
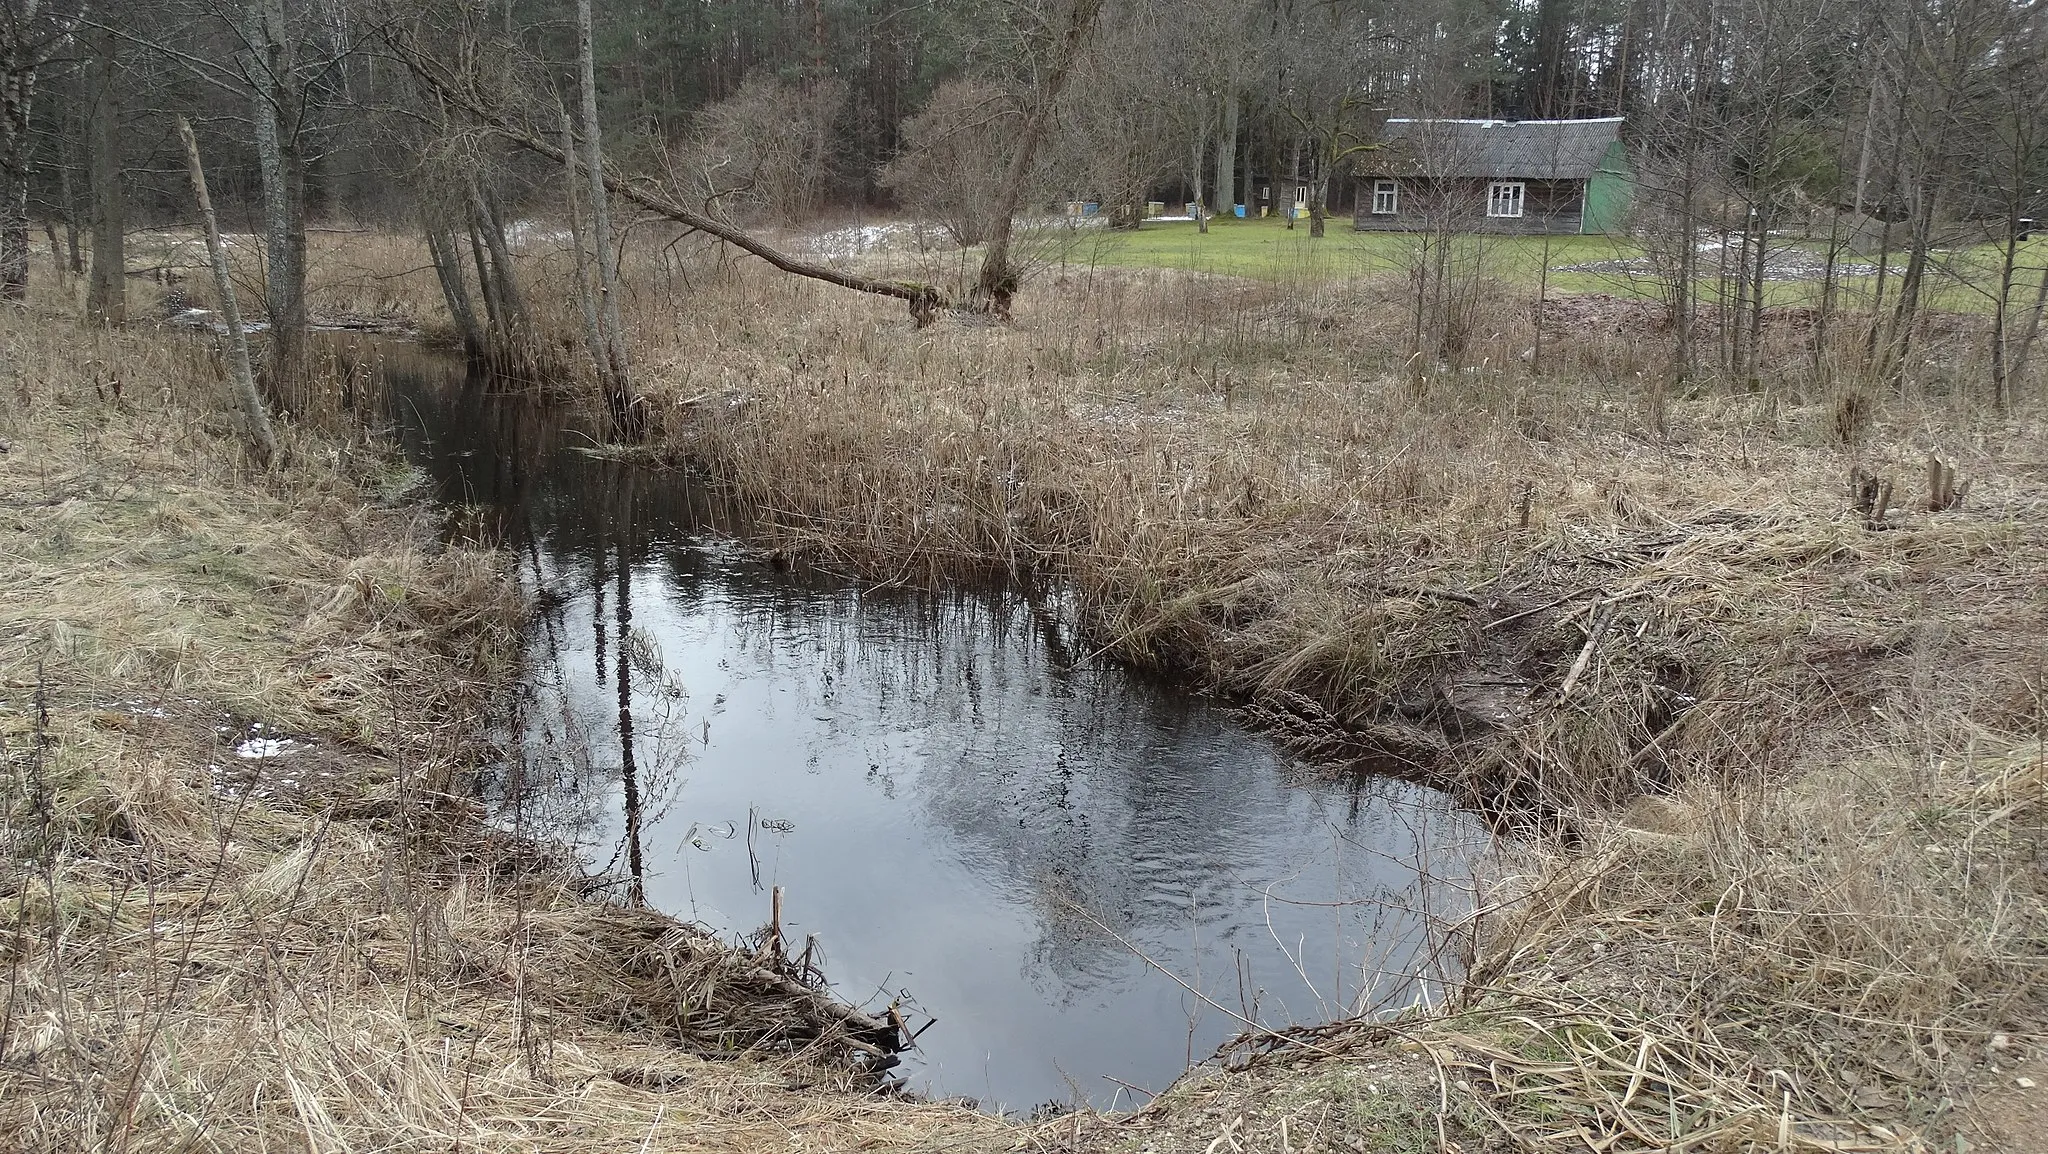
top-left (379, 347), bottom-right (1492, 1114)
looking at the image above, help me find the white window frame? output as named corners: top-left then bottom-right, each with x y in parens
top-left (1487, 181), bottom-right (1526, 219)
top-left (1371, 180), bottom-right (1399, 215)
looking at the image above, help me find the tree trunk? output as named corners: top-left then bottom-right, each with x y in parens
top-left (57, 161), bottom-right (80, 274)
top-left (1671, 155), bottom-right (1698, 386)
top-left (424, 223), bottom-right (485, 360)
top-left (1308, 150), bottom-right (1326, 239)
top-left (575, 0), bottom-right (639, 439)
top-left (1812, 200), bottom-right (1844, 387)
top-left (1745, 204), bottom-right (1768, 391)
top-left (465, 218), bottom-right (503, 332)
top-left (1243, 111), bottom-right (1254, 219)
top-left (1990, 211), bottom-right (2023, 410)
top-left (0, 29), bottom-right (39, 302)
top-left (2005, 260), bottom-right (2048, 390)
top-left (1886, 177), bottom-right (1939, 382)
top-left (972, 0), bottom-right (1103, 315)
top-left (248, 0), bottom-right (307, 388)
top-left (474, 181), bottom-right (529, 335)
top-left (1214, 90), bottom-right (1238, 216)
top-left (561, 104), bottom-right (613, 410)
top-left (1852, 73), bottom-right (1879, 217)
top-left (85, 24), bottom-right (125, 326)
top-left (1285, 138), bottom-right (1300, 230)
top-left (176, 116), bottom-right (277, 469)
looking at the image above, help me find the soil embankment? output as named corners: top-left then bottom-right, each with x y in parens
top-left (0, 313), bottom-right (1009, 1153)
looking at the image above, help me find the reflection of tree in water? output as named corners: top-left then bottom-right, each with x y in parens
top-left (382, 350), bottom-right (696, 877)
top-left (646, 578), bottom-right (1475, 1008)
top-left (382, 346), bottom-right (1484, 1023)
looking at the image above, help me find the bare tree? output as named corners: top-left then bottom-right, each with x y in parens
top-left (177, 114), bottom-right (277, 467)
top-left (0, 0), bottom-right (80, 301)
top-left (571, 0), bottom-right (635, 437)
top-left (83, 21), bottom-right (122, 324)
top-left (1057, 3), bottom-right (1180, 230)
top-left (882, 78), bottom-right (1016, 246)
top-left (681, 73), bottom-right (847, 224)
top-left (971, 0), bottom-right (1103, 314)
top-left (1977, 0), bottom-right (2048, 408)
top-left (1626, 0), bottom-right (1725, 386)
top-left (1273, 0), bottom-right (1398, 238)
top-left (1379, 118), bottom-right (1496, 367)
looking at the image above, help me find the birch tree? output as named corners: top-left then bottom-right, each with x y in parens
top-left (0, 0), bottom-right (80, 301)
top-left (572, 0), bottom-right (636, 437)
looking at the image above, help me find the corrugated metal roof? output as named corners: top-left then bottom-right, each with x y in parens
top-left (1361, 118), bottom-right (1624, 180)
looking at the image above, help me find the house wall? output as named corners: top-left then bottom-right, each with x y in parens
top-left (1580, 141), bottom-right (1633, 234)
top-left (1351, 177), bottom-right (1586, 235)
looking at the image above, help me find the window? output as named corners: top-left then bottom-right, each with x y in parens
top-left (1372, 180), bottom-right (1399, 215)
top-left (1488, 181), bottom-right (1526, 219)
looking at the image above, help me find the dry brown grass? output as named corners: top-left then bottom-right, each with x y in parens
top-left (584, 257), bottom-right (2046, 818)
top-left (32, 221), bottom-right (2044, 1150)
top-left (573, 249), bottom-right (2046, 1150)
top-left (0, 307), bottom-right (1014, 1153)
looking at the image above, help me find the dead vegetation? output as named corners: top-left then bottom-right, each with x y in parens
top-left (582, 251), bottom-right (2045, 1150)
top-left (16, 224), bottom-right (2047, 1151)
top-left (1065, 739), bottom-right (2047, 1153)
top-left (0, 311), bottom-right (1011, 1152)
top-left (600, 257), bottom-right (2046, 823)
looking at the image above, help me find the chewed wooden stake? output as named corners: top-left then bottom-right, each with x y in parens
top-left (1927, 454), bottom-right (1971, 511)
top-left (1559, 603), bottom-right (1617, 701)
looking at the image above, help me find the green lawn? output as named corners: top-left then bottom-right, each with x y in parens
top-left (1060, 215), bottom-right (1636, 290)
top-left (1056, 215), bottom-right (2045, 316)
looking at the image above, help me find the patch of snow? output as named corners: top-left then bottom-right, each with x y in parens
top-left (804, 222), bottom-right (924, 261)
top-left (506, 219), bottom-right (574, 250)
top-left (234, 737), bottom-right (303, 759)
top-left (168, 308), bottom-right (272, 335)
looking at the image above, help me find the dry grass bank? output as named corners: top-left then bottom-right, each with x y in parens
top-left (0, 309), bottom-right (1012, 1152)
top-left (620, 261), bottom-right (2045, 813)
top-left (66, 222), bottom-right (2048, 1149)
top-left (592, 256), bottom-right (2046, 1149)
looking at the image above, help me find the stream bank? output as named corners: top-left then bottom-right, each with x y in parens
top-left (10, 287), bottom-right (2044, 1152)
top-left (0, 313), bottom-right (1013, 1153)
top-left (381, 338), bottom-right (1496, 1113)
top-left (602, 267), bottom-right (2048, 1150)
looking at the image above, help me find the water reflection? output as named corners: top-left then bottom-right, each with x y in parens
top-left (381, 348), bottom-right (1494, 1113)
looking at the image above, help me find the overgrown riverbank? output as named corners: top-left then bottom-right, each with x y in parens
top-left (0, 312), bottom-right (1010, 1152)
top-left (631, 264), bottom-right (2043, 814)
top-left (26, 230), bottom-right (2048, 1151)
top-left (611, 260), bottom-right (2048, 1149)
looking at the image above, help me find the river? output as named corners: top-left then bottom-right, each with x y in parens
top-left (377, 343), bottom-right (1492, 1114)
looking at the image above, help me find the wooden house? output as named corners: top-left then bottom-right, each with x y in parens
top-left (1352, 117), bottom-right (1631, 235)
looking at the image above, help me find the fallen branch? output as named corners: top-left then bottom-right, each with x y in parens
top-left (1558, 602), bottom-right (1617, 700)
top-left (391, 36), bottom-right (946, 325)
